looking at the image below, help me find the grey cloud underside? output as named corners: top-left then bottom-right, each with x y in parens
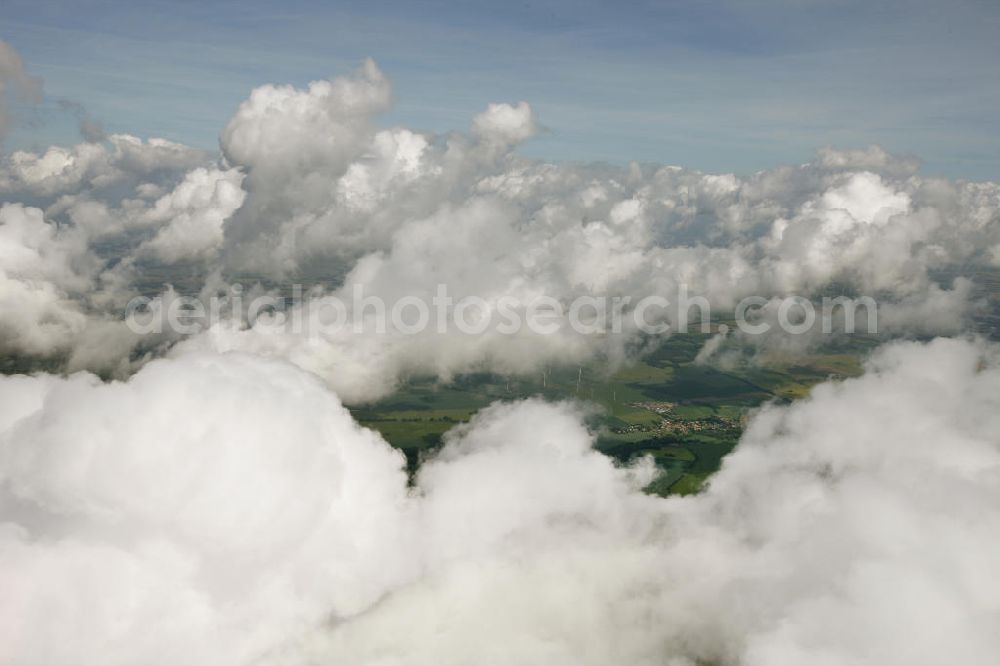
top-left (2, 45), bottom-right (1000, 666)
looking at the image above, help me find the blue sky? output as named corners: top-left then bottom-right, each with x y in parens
top-left (3, 0), bottom-right (999, 179)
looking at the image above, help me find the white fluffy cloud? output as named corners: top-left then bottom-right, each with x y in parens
top-left (2, 56), bottom-right (996, 395)
top-left (136, 167), bottom-right (246, 263)
top-left (183, 158), bottom-right (991, 400)
top-left (471, 101), bottom-right (538, 146)
top-left (279, 339), bottom-right (1000, 666)
top-left (0, 352), bottom-right (415, 665)
top-left (0, 134), bottom-right (207, 198)
top-left (0, 203), bottom-right (96, 356)
top-left (2, 338), bottom-right (999, 665)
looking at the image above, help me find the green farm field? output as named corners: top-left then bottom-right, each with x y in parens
top-left (351, 331), bottom-right (878, 495)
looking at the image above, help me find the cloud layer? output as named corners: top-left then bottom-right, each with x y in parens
top-left (2, 56), bottom-right (998, 397)
top-left (1, 43), bottom-right (1000, 665)
top-left (2, 338), bottom-right (999, 665)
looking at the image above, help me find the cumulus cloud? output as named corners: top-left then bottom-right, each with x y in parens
top-left (0, 134), bottom-right (207, 198)
top-left (219, 59), bottom-right (393, 273)
top-left (183, 158), bottom-right (992, 400)
top-left (2, 338), bottom-right (999, 665)
top-left (0, 198), bottom-right (187, 373)
top-left (0, 57), bottom-right (996, 394)
top-left (0, 202), bottom-right (97, 356)
top-left (135, 167), bottom-right (246, 263)
top-left (259, 336), bottom-right (1000, 666)
top-left (179, 70), bottom-right (994, 396)
top-left (471, 101), bottom-right (538, 146)
top-left (0, 352), bottom-right (415, 665)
